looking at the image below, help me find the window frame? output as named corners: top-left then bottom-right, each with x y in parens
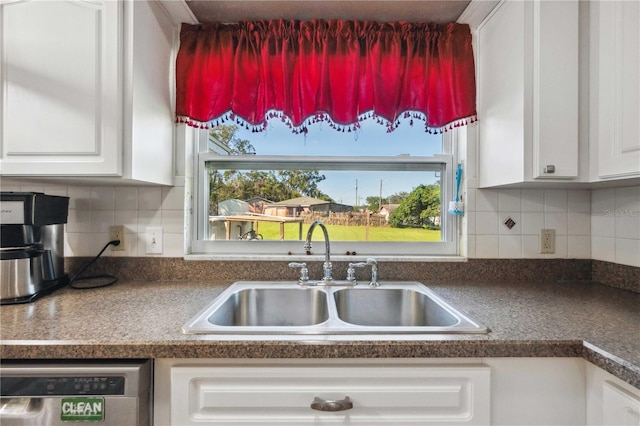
top-left (189, 128), bottom-right (459, 258)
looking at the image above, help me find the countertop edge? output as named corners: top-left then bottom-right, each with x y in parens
top-left (1, 339), bottom-right (637, 389)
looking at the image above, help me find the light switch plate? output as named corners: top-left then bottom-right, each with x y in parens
top-left (145, 227), bottom-right (163, 254)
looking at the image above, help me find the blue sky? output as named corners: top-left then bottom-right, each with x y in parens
top-left (234, 118), bottom-right (442, 204)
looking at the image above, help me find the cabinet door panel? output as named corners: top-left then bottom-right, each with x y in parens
top-left (477, 0), bottom-right (526, 187)
top-left (532, 0), bottom-right (579, 179)
top-left (0, 0), bottom-right (121, 175)
top-left (602, 381), bottom-right (640, 426)
top-left (592, 1), bottom-right (640, 180)
top-left (477, 0), bottom-right (580, 186)
top-left (170, 364), bottom-right (490, 425)
top-left (619, 3), bottom-right (640, 157)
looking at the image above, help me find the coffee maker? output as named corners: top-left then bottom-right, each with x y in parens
top-left (0, 192), bottom-right (69, 304)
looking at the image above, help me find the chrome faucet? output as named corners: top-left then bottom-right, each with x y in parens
top-left (303, 220), bottom-right (333, 284)
top-left (287, 262), bottom-right (309, 285)
top-left (367, 258), bottom-right (379, 287)
top-left (346, 257), bottom-right (379, 287)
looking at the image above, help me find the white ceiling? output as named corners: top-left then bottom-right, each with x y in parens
top-left (184, 0), bottom-right (473, 24)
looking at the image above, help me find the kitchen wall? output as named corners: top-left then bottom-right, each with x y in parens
top-left (463, 185), bottom-right (640, 268)
top-left (1, 179), bottom-right (638, 267)
top-left (0, 179), bottom-right (186, 258)
top-left (463, 188), bottom-right (592, 260)
top-left (590, 186), bottom-right (640, 267)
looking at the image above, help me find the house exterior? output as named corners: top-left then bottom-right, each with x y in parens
top-left (378, 204), bottom-right (400, 222)
top-left (263, 196), bottom-right (354, 217)
top-left (245, 197), bottom-right (274, 214)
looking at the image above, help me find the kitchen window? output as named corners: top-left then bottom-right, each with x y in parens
top-left (178, 19), bottom-right (475, 258)
top-left (190, 119), bottom-right (459, 257)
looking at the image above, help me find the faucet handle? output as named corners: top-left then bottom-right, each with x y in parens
top-left (288, 262), bottom-right (309, 285)
top-left (366, 258), bottom-right (379, 287)
top-left (346, 262), bottom-right (368, 284)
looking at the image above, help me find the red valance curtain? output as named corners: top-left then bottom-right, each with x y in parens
top-left (176, 20), bottom-right (476, 134)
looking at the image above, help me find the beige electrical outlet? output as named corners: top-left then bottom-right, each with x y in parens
top-left (540, 229), bottom-right (555, 254)
top-left (109, 225), bottom-right (126, 251)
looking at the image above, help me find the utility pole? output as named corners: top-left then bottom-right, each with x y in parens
top-left (379, 179), bottom-right (383, 212)
top-left (355, 178), bottom-right (358, 208)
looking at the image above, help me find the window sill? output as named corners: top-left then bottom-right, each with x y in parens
top-left (184, 254), bottom-right (468, 263)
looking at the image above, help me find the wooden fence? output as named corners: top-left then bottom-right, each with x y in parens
top-left (299, 211), bottom-right (388, 227)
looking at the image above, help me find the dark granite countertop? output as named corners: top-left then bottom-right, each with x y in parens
top-left (1, 279), bottom-right (638, 389)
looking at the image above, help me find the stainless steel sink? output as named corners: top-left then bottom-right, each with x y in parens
top-left (182, 281), bottom-right (488, 335)
top-left (333, 288), bottom-right (459, 327)
top-left (207, 287), bottom-right (329, 326)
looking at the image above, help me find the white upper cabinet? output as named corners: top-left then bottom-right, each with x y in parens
top-left (0, 0), bottom-right (175, 185)
top-left (0, 0), bottom-right (121, 175)
top-left (476, 0), bottom-right (580, 187)
top-left (589, 0), bottom-right (640, 182)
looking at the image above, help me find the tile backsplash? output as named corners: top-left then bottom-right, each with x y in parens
top-left (1, 179), bottom-right (639, 267)
top-left (590, 186), bottom-right (640, 267)
top-left (464, 185), bottom-right (639, 267)
top-left (464, 188), bottom-right (592, 260)
top-left (0, 180), bottom-right (186, 258)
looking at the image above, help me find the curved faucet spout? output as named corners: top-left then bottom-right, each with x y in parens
top-left (304, 220), bottom-right (332, 283)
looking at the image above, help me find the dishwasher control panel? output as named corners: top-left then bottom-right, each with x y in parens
top-left (0, 361), bottom-right (151, 425)
top-left (1, 376), bottom-right (126, 396)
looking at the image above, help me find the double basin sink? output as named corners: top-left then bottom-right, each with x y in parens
top-left (183, 281), bottom-right (488, 335)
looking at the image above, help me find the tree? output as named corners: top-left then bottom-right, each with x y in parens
top-left (365, 191), bottom-right (408, 212)
top-left (387, 191), bottom-right (409, 204)
top-left (366, 196), bottom-right (387, 212)
top-left (389, 184), bottom-right (441, 229)
top-left (208, 125), bottom-right (257, 213)
top-left (207, 126), bottom-right (333, 214)
top-left (278, 170), bottom-right (332, 200)
top-left (209, 125), bottom-right (255, 155)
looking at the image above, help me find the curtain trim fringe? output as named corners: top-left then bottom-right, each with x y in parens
top-left (176, 111), bottom-right (478, 135)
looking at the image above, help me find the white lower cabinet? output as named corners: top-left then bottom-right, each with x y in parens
top-left (485, 358), bottom-right (586, 425)
top-left (602, 382), bottom-right (640, 426)
top-left (155, 359), bottom-right (490, 425)
top-left (155, 358), bottom-right (640, 426)
top-left (586, 362), bottom-right (640, 426)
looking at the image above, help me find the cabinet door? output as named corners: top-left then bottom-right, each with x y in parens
top-left (0, 0), bottom-right (122, 175)
top-left (602, 381), bottom-right (640, 426)
top-left (477, 0), bottom-right (579, 187)
top-left (531, 0), bottom-right (579, 180)
top-left (477, 0), bottom-right (527, 187)
top-left (169, 363), bottom-right (490, 425)
top-left (590, 1), bottom-right (640, 180)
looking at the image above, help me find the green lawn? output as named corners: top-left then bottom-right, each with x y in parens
top-left (254, 222), bottom-right (441, 242)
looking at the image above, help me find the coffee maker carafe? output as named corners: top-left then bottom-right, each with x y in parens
top-left (0, 192), bottom-right (69, 304)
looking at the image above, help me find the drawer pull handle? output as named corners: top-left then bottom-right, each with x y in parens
top-left (310, 396), bottom-right (353, 412)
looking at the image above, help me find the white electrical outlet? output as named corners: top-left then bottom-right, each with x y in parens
top-left (145, 227), bottom-right (163, 254)
top-left (540, 229), bottom-right (555, 254)
top-left (109, 225), bottom-right (126, 251)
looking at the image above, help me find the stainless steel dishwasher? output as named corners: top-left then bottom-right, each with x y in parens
top-left (0, 360), bottom-right (152, 426)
